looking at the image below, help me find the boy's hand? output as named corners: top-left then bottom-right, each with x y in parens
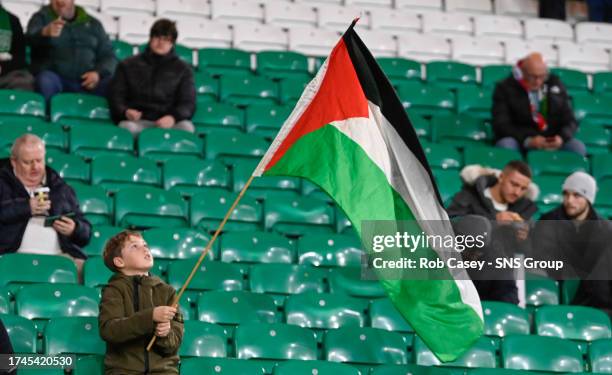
top-left (155, 322), bottom-right (171, 337)
top-left (153, 306), bottom-right (176, 323)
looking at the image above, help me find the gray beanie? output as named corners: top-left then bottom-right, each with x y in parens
top-left (562, 171), bottom-right (597, 204)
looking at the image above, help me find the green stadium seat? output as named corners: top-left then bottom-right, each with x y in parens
top-left (501, 335), bottom-right (583, 372)
top-left (220, 75), bottom-right (279, 107)
top-left (220, 231), bottom-right (294, 264)
top-left (592, 153), bottom-right (612, 183)
top-left (527, 150), bottom-right (588, 178)
top-left (163, 158), bottom-right (229, 197)
top-left (205, 131), bottom-right (268, 164)
top-left (197, 290), bottom-right (279, 325)
top-left (377, 57), bottom-right (421, 86)
top-left (576, 126), bottom-right (611, 155)
top-left (297, 233), bottom-right (363, 267)
top-left (83, 225), bottom-right (123, 257)
top-left (0, 313), bottom-right (37, 353)
top-left (83, 257), bottom-right (112, 288)
top-left (249, 263), bottom-right (327, 296)
top-left (44, 316), bottom-right (105, 355)
top-left (111, 40), bottom-right (134, 60)
top-left (0, 254), bottom-right (77, 287)
top-left (463, 146), bottom-right (522, 170)
top-left (526, 273), bottom-right (559, 307)
top-left (482, 301), bottom-right (530, 337)
top-left (180, 357), bottom-right (266, 374)
top-left (143, 227), bottom-right (215, 261)
top-left (0, 90), bottom-right (45, 121)
top-left (50, 93), bottom-right (110, 125)
top-left (481, 65), bottom-right (511, 89)
top-left (328, 267), bottom-right (386, 298)
top-left (235, 323), bottom-right (318, 361)
top-left (324, 326), bottom-right (409, 365)
top-left (90, 154), bottom-right (160, 192)
top-left (426, 61), bottom-right (478, 90)
top-left (369, 298), bottom-right (414, 333)
top-left (274, 360), bottom-right (361, 375)
top-left (456, 86), bottom-right (493, 121)
top-left (550, 68), bottom-right (589, 94)
top-left (0, 287), bottom-right (11, 314)
top-left (422, 143), bottom-right (462, 170)
top-left (573, 94), bottom-right (612, 127)
top-left (167, 260), bottom-right (246, 292)
top-left (589, 338), bottom-right (612, 373)
top-left (264, 195), bottom-right (335, 236)
top-left (69, 124), bottom-right (133, 159)
top-left (74, 355), bottom-right (103, 375)
top-left (190, 189), bottom-right (263, 232)
top-left (198, 48), bottom-right (252, 77)
top-left (245, 104), bottom-right (292, 138)
top-left (534, 176), bottom-right (565, 210)
top-left (398, 82), bottom-right (455, 118)
top-left (561, 280), bottom-right (580, 305)
top-left (596, 180), bottom-right (612, 218)
top-left (256, 50), bottom-right (310, 80)
top-left (0, 122), bottom-right (66, 152)
top-left (194, 72), bottom-right (219, 102)
top-left (138, 128), bottom-right (204, 161)
top-left (139, 43), bottom-right (194, 66)
top-left (414, 336), bottom-right (497, 368)
top-left (410, 115), bottom-right (431, 140)
top-left (71, 183), bottom-right (113, 226)
top-left (593, 72), bottom-right (612, 94)
top-left (231, 158), bottom-right (302, 198)
top-left (535, 305), bottom-right (611, 341)
top-left (431, 114), bottom-right (490, 147)
top-left (114, 186), bottom-right (188, 229)
top-left (373, 364), bottom-right (463, 375)
top-left (285, 292), bottom-right (368, 330)
top-left (16, 284), bottom-right (99, 320)
top-left (179, 321), bottom-right (227, 358)
top-left (279, 75), bottom-right (310, 104)
top-left (433, 169), bottom-right (462, 206)
top-left (46, 153), bottom-right (89, 183)
top-left (192, 101), bottom-right (244, 133)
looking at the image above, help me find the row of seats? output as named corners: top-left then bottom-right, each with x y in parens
top-left (2, 313), bottom-right (611, 373)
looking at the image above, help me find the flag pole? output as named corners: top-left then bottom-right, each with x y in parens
top-left (146, 174), bottom-right (256, 351)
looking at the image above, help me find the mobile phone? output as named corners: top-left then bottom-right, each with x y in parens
top-left (44, 212), bottom-right (75, 227)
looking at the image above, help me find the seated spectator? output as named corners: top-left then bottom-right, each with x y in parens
top-left (587, 0), bottom-right (612, 23)
top-left (447, 161), bottom-right (538, 304)
top-left (533, 172), bottom-right (612, 315)
top-left (492, 52), bottom-right (586, 156)
top-left (108, 19), bottom-right (195, 137)
top-left (0, 134), bottom-right (90, 277)
top-left (26, 0), bottom-right (116, 101)
top-left (0, 5), bottom-right (34, 90)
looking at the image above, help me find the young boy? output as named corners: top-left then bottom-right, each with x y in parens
top-left (99, 230), bottom-right (183, 374)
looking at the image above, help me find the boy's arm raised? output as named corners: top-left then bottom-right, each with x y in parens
top-left (99, 286), bottom-right (155, 343)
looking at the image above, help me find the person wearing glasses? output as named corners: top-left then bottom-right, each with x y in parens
top-left (491, 52), bottom-right (586, 156)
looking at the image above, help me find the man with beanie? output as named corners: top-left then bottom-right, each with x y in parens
top-left (533, 172), bottom-right (612, 314)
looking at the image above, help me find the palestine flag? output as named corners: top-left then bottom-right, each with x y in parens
top-left (254, 21), bottom-right (484, 362)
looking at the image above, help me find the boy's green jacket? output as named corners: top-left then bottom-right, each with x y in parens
top-left (99, 273), bottom-right (183, 375)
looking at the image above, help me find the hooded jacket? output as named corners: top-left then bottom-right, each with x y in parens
top-left (99, 273), bottom-right (183, 375)
top-left (0, 164), bottom-right (90, 259)
top-left (108, 47), bottom-right (195, 124)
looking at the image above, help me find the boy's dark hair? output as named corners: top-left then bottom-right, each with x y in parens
top-left (103, 230), bottom-right (142, 272)
top-left (150, 19), bottom-right (178, 42)
top-left (503, 160), bottom-right (532, 179)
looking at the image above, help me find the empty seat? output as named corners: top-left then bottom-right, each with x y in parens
top-left (101, 0), bottom-right (154, 17)
top-left (69, 124), bottom-right (133, 159)
top-left (368, 8), bottom-right (421, 34)
top-left (190, 189), bottom-right (263, 232)
top-left (264, 195), bottom-right (335, 236)
top-left (50, 93), bottom-right (111, 125)
top-left (279, 75), bottom-right (311, 104)
top-left (264, 1), bottom-right (317, 28)
top-left (357, 30), bottom-right (397, 58)
top-left (177, 19), bottom-right (232, 49)
top-left (45, 317), bottom-right (105, 355)
top-left (0, 90), bottom-right (45, 121)
top-left (494, 0), bottom-right (538, 18)
top-left (527, 150), bottom-right (589, 178)
top-left (256, 51), bottom-right (310, 81)
top-left (377, 57), bottom-right (421, 86)
top-left (288, 27), bottom-right (340, 57)
top-left (592, 153), bottom-right (612, 183)
top-left (245, 104), bottom-right (293, 138)
top-left (180, 357), bottom-right (266, 374)
top-left (143, 227), bottom-right (215, 260)
top-left (219, 75), bottom-right (279, 107)
top-left (369, 298), bottom-right (414, 333)
top-left (456, 86), bottom-right (493, 120)
top-left (274, 360), bottom-right (361, 375)
top-left (163, 158), bottom-right (230, 197)
top-left (463, 146), bottom-right (522, 170)
top-left (211, 0), bottom-right (263, 23)
top-left (344, 0), bottom-right (393, 8)
top-left (397, 82), bottom-right (455, 118)
top-left (83, 257), bottom-right (113, 288)
top-left (415, 335), bottom-right (497, 368)
top-left (317, 5), bottom-right (367, 33)
top-left (156, 0), bottom-right (210, 20)
top-left (114, 186), bottom-right (188, 229)
top-left (194, 73), bottom-right (219, 102)
top-left (16, 284), bottom-right (99, 320)
top-left (573, 94), bottom-right (612, 126)
top-left (0, 253), bottom-right (77, 287)
top-left (138, 128), bottom-right (204, 162)
top-left (524, 19), bottom-right (574, 43)
top-left (0, 314), bottom-right (37, 353)
top-left (90, 154), bottom-right (160, 192)
top-left (328, 267), bottom-right (386, 298)
top-left (446, 0), bottom-right (493, 14)
top-left (504, 39), bottom-right (558, 66)
top-left (179, 321), bottom-right (227, 358)
top-left (535, 305), bottom-right (612, 341)
top-left (232, 159), bottom-right (302, 199)
top-left (117, 15), bottom-right (156, 44)
top-left (249, 263), bottom-right (327, 296)
top-left (233, 24), bottom-right (288, 52)
top-left (473, 15), bottom-right (523, 42)
top-left (0, 122), bottom-right (65, 153)
top-left (167, 260), bottom-right (246, 292)
top-left (481, 65), bottom-right (512, 89)
top-left (502, 335), bottom-right (583, 372)
top-left (451, 37), bottom-right (505, 66)
top-left (397, 33), bottom-right (451, 62)
top-left (589, 338), bottom-right (612, 373)
top-left (285, 292), bottom-right (368, 329)
top-left (220, 231), bottom-right (294, 264)
top-left (526, 273), bottom-right (560, 307)
top-left (593, 72), bottom-right (612, 95)
top-left (83, 225), bottom-right (123, 257)
top-left (550, 67), bottom-right (589, 94)
top-left (422, 12), bottom-right (473, 38)
top-left (45, 153), bottom-right (89, 183)
top-left (112, 40), bottom-right (135, 61)
top-left (426, 61), bottom-right (477, 90)
top-left (575, 22), bottom-right (612, 47)
top-left (422, 143), bottom-right (462, 171)
top-left (324, 326), bottom-right (409, 365)
top-left (197, 290), bottom-right (279, 325)
top-left (576, 126), bottom-right (611, 155)
top-left (395, 0), bottom-right (442, 12)
top-left (298, 233), bottom-right (363, 267)
top-left (235, 323), bottom-right (318, 361)
top-left (482, 301), bottom-right (530, 337)
top-left (71, 183), bottom-right (113, 226)
top-left (431, 114), bottom-right (490, 147)
top-left (193, 102), bottom-right (245, 133)
top-left (558, 43), bottom-right (611, 73)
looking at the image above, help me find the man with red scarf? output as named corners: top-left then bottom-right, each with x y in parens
top-left (492, 52), bottom-right (586, 156)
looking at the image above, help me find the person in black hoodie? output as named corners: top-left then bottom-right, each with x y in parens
top-left (533, 172), bottom-right (612, 315)
top-left (108, 19), bottom-right (195, 137)
top-left (492, 52), bottom-right (586, 156)
top-left (0, 5), bottom-right (34, 90)
top-left (0, 134), bottom-right (90, 277)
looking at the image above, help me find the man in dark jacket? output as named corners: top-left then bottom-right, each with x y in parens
top-left (533, 172), bottom-right (612, 315)
top-left (0, 134), bottom-right (90, 276)
top-left (447, 161), bottom-right (538, 304)
top-left (492, 52), bottom-right (586, 156)
top-left (26, 0), bottom-right (116, 101)
top-left (0, 5), bottom-right (34, 90)
top-left (108, 19), bottom-right (195, 137)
